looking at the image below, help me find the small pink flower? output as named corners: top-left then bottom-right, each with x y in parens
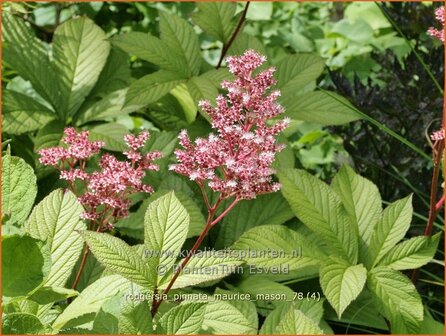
top-left (171, 50), bottom-right (288, 199)
top-left (431, 129), bottom-right (445, 141)
top-left (428, 6), bottom-right (445, 42)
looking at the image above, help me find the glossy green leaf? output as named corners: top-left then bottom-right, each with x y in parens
top-left (25, 189), bottom-right (86, 287)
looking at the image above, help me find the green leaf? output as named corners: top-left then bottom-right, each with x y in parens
top-left (192, 2), bottom-right (237, 43)
top-left (28, 286), bottom-right (78, 305)
top-left (2, 12), bottom-right (60, 110)
top-left (274, 306), bottom-right (324, 335)
top-left (124, 70), bottom-right (186, 110)
top-left (285, 91), bottom-right (361, 125)
top-left (170, 83), bottom-right (197, 123)
top-left (88, 122), bottom-right (127, 151)
top-left (227, 33), bottom-right (266, 57)
top-left (367, 195), bottom-right (413, 268)
top-left (2, 312), bottom-right (48, 334)
top-left (144, 191), bottom-right (189, 285)
top-left (276, 54), bottom-right (325, 98)
top-left (159, 251), bottom-right (243, 289)
top-left (259, 303), bottom-right (294, 334)
top-left (186, 76), bottom-right (218, 120)
top-left (81, 230), bottom-right (155, 289)
top-left (112, 32), bottom-right (188, 75)
top-left (367, 267), bottom-right (423, 334)
top-left (52, 275), bottom-right (133, 331)
top-left (278, 169), bottom-right (358, 264)
top-left (52, 17), bottom-right (110, 118)
top-left (159, 302), bottom-right (206, 334)
top-left (332, 165), bottom-right (382, 260)
top-left (76, 89), bottom-right (128, 125)
top-left (215, 193), bottom-right (294, 249)
top-left (319, 258), bottom-right (367, 318)
top-left (2, 90), bottom-right (55, 134)
top-left (231, 225), bottom-right (325, 272)
top-left (378, 233), bottom-right (441, 270)
top-left (119, 299), bottom-right (153, 334)
top-left (2, 153), bottom-right (37, 225)
top-left (202, 298), bottom-right (258, 334)
top-left (68, 252), bottom-right (105, 292)
top-left (3, 235), bottom-right (50, 297)
top-left (25, 189), bottom-right (86, 287)
top-left (159, 12), bottom-right (201, 76)
top-left (34, 119), bottom-right (65, 152)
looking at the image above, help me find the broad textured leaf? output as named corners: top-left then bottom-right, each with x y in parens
top-left (3, 235), bottom-right (50, 297)
top-left (159, 302), bottom-right (206, 334)
top-left (76, 89), bottom-right (128, 125)
top-left (285, 91), bottom-right (361, 125)
top-left (2, 313), bottom-right (48, 334)
top-left (278, 169), bottom-right (358, 263)
top-left (202, 299), bottom-right (257, 334)
top-left (119, 300), bottom-right (153, 334)
top-left (28, 287), bottom-right (78, 305)
top-left (112, 32), bottom-right (188, 75)
top-left (34, 120), bottom-right (65, 152)
top-left (159, 12), bottom-right (201, 76)
top-left (2, 13), bottom-right (60, 110)
top-left (214, 193), bottom-right (294, 249)
top-left (367, 195), bottom-right (413, 268)
top-left (200, 68), bottom-right (234, 87)
top-left (52, 275), bottom-right (132, 331)
top-left (170, 84), bottom-right (197, 123)
top-left (53, 17), bottom-right (110, 117)
top-left (82, 231), bottom-right (155, 289)
top-left (319, 258), bottom-right (367, 318)
top-left (367, 267), bottom-right (423, 334)
top-left (25, 189), bottom-right (85, 287)
top-left (89, 122), bottom-right (127, 151)
top-left (124, 70), bottom-right (186, 110)
top-left (259, 303), bottom-right (293, 334)
top-left (186, 76), bottom-right (218, 119)
top-left (332, 165), bottom-right (382, 261)
top-left (2, 90), bottom-right (55, 134)
top-left (378, 233), bottom-right (440, 270)
top-left (276, 54), bottom-right (325, 97)
top-left (274, 306), bottom-right (324, 335)
top-left (192, 2), bottom-right (237, 43)
top-left (144, 191), bottom-right (189, 285)
top-left (2, 154), bottom-right (37, 225)
top-left (231, 225), bottom-right (325, 271)
top-left (68, 252), bottom-right (105, 292)
top-left (159, 252), bottom-right (243, 289)
top-left (227, 33), bottom-right (266, 58)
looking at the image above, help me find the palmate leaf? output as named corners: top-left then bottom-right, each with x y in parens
top-left (124, 70), bottom-right (187, 111)
top-left (276, 54), bottom-right (325, 98)
top-left (144, 191), bottom-right (189, 285)
top-left (274, 306), bottom-right (324, 335)
top-left (2, 153), bottom-right (37, 226)
top-left (192, 2), bottom-right (237, 43)
top-left (319, 258), bottom-right (367, 318)
top-left (367, 195), bottom-right (413, 268)
top-left (367, 267), bottom-right (423, 334)
top-left (52, 16), bottom-right (110, 118)
top-left (2, 90), bottom-right (55, 135)
top-left (285, 91), bottom-right (361, 125)
top-left (159, 12), bottom-right (202, 76)
top-left (332, 165), bottom-right (382, 261)
top-left (2, 12), bottom-right (60, 110)
top-left (278, 169), bottom-right (359, 264)
top-left (112, 32), bottom-right (188, 75)
top-left (378, 233), bottom-right (441, 270)
top-left (214, 193), bottom-right (294, 249)
top-left (159, 302), bottom-right (206, 334)
top-left (3, 235), bottom-right (51, 297)
top-left (231, 225), bottom-right (325, 272)
top-left (52, 275), bottom-right (133, 331)
top-left (25, 189), bottom-right (86, 287)
top-left (159, 252), bottom-right (243, 290)
top-left (81, 231), bottom-right (155, 289)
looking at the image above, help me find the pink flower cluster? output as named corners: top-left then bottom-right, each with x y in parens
top-left (39, 128), bottom-right (162, 228)
top-left (428, 6), bottom-right (445, 42)
top-left (169, 50), bottom-right (289, 199)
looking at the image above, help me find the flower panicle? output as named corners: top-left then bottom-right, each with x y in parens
top-left (428, 6), bottom-right (445, 42)
top-left (170, 49), bottom-right (289, 200)
top-left (38, 128), bottom-right (162, 229)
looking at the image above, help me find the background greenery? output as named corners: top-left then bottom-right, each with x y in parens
top-left (2, 1), bottom-right (444, 334)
